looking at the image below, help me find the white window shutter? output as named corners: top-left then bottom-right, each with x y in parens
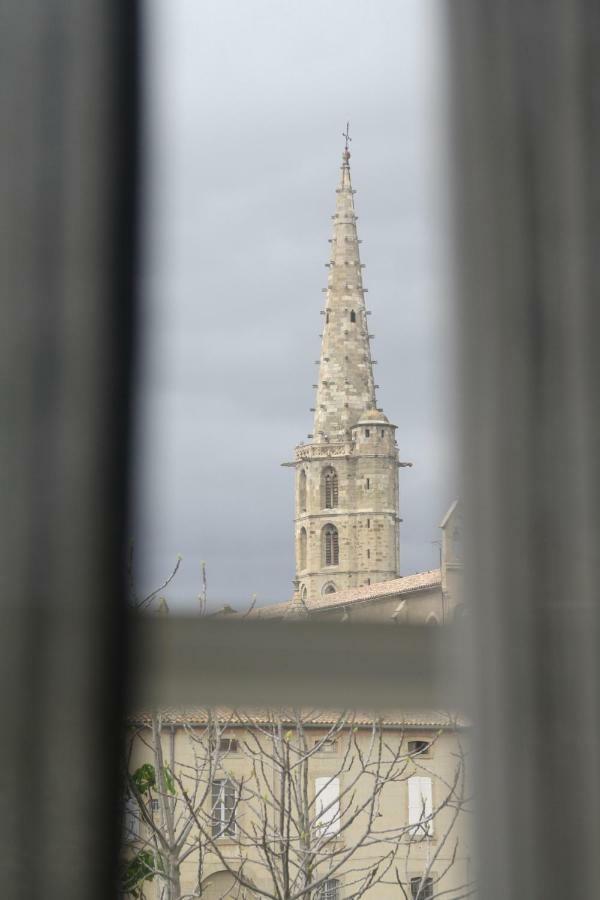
top-left (408, 776), bottom-right (433, 837)
top-left (315, 776), bottom-right (340, 835)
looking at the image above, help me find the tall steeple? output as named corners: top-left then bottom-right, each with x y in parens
top-left (314, 143), bottom-right (377, 441)
top-left (288, 134), bottom-right (401, 605)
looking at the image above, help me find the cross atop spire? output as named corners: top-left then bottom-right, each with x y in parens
top-left (342, 121), bottom-right (352, 151)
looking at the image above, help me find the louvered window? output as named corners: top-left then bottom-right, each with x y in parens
top-left (410, 876), bottom-right (433, 900)
top-left (323, 467), bottom-right (338, 509)
top-left (408, 776), bottom-right (433, 838)
top-left (212, 778), bottom-right (237, 838)
top-left (323, 525), bottom-right (339, 566)
top-left (315, 776), bottom-right (340, 835)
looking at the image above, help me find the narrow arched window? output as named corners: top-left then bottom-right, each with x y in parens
top-left (322, 466), bottom-right (338, 509)
top-left (299, 469), bottom-right (307, 511)
top-left (299, 527), bottom-right (307, 570)
top-left (323, 524), bottom-right (339, 566)
top-left (350, 310), bottom-right (356, 323)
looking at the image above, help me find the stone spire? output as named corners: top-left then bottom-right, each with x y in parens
top-left (313, 145), bottom-right (377, 441)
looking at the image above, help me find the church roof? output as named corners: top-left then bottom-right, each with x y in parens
top-left (247, 569), bottom-right (441, 619)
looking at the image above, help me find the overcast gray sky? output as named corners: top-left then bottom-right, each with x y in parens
top-left (133, 0), bottom-right (458, 611)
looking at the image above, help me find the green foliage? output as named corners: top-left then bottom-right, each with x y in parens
top-left (163, 765), bottom-right (176, 795)
top-left (120, 849), bottom-right (164, 897)
top-left (130, 763), bottom-right (175, 797)
top-left (131, 763), bottom-right (156, 794)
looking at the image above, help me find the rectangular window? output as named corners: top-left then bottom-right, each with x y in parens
top-left (367, 519), bottom-right (370, 529)
top-left (366, 477), bottom-right (370, 490)
top-left (410, 876), bottom-right (433, 900)
top-left (365, 428), bottom-right (370, 437)
top-left (212, 778), bottom-right (237, 838)
top-left (318, 879), bottom-right (340, 900)
top-left (315, 776), bottom-right (340, 836)
top-left (408, 740), bottom-right (431, 757)
top-left (408, 776), bottom-right (433, 838)
top-left (123, 797), bottom-right (140, 841)
top-left (150, 798), bottom-right (160, 811)
top-left (315, 738), bottom-right (337, 753)
top-left (219, 737), bottom-right (239, 753)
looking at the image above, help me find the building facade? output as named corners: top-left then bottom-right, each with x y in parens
top-left (288, 145), bottom-right (407, 603)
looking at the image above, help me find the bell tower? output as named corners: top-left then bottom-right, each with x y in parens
top-left (289, 136), bottom-right (401, 603)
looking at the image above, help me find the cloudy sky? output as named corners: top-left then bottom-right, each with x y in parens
top-left (133, 0), bottom-right (458, 611)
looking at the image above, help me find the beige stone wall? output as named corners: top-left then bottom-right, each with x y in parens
top-left (127, 721), bottom-right (471, 899)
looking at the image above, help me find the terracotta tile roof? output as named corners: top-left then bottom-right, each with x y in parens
top-left (307, 569), bottom-right (441, 612)
top-left (128, 706), bottom-right (465, 730)
top-left (245, 569), bottom-right (441, 618)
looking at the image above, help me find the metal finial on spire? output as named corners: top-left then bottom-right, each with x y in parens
top-left (342, 122), bottom-right (352, 150)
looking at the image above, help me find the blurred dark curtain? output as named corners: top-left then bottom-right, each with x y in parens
top-left (1, 3), bottom-right (138, 898)
top-left (449, 2), bottom-right (600, 898)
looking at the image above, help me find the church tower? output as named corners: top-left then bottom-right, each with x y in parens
top-left (290, 138), bottom-right (401, 603)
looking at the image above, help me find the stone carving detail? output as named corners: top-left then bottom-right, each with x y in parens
top-left (295, 443), bottom-right (353, 461)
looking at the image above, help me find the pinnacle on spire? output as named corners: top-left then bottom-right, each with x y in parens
top-left (312, 138), bottom-right (377, 441)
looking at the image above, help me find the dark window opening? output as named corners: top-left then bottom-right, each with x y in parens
top-left (350, 310), bottom-right (356, 322)
top-left (318, 879), bottom-right (340, 900)
top-left (410, 877), bottom-right (433, 900)
top-left (323, 525), bottom-right (339, 566)
top-left (365, 428), bottom-right (370, 437)
top-left (323, 467), bottom-right (338, 509)
top-left (408, 740), bottom-right (431, 757)
top-left (366, 477), bottom-right (370, 489)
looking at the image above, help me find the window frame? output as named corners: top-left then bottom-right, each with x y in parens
top-left (211, 777), bottom-right (238, 839)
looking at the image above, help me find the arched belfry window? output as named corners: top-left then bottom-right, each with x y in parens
top-left (323, 524), bottom-right (339, 566)
top-left (299, 527), bottom-right (307, 570)
top-left (299, 469), bottom-right (307, 512)
top-left (350, 310), bottom-right (356, 323)
top-left (322, 466), bottom-right (338, 509)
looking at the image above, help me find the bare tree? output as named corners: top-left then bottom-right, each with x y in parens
top-left (173, 708), bottom-right (472, 900)
top-left (122, 709), bottom-right (249, 900)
